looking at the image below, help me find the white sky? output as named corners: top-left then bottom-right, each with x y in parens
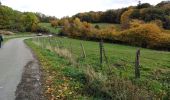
top-left (1, 0), bottom-right (162, 18)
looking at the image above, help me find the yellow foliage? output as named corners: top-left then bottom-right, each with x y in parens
top-left (118, 23), bottom-right (163, 47)
top-left (61, 17), bottom-right (170, 50)
top-left (151, 20), bottom-right (163, 28)
top-left (121, 9), bottom-right (134, 29)
top-left (130, 19), bottom-right (144, 28)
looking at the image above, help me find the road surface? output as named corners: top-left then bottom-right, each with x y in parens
top-left (0, 38), bottom-right (40, 100)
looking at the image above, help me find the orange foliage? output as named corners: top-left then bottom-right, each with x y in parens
top-left (121, 9), bottom-right (134, 29)
top-left (117, 23), bottom-right (163, 48)
top-left (151, 20), bottom-right (163, 28)
top-left (61, 18), bottom-right (170, 50)
top-left (50, 20), bottom-right (58, 27)
top-left (130, 19), bottom-right (144, 28)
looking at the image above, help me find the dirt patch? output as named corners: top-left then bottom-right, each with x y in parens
top-left (15, 60), bottom-right (44, 100)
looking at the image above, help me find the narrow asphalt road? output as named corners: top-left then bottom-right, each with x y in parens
top-left (0, 38), bottom-right (35, 100)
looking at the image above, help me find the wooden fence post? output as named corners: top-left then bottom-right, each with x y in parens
top-left (80, 42), bottom-right (86, 58)
top-left (102, 43), bottom-right (108, 64)
top-left (99, 39), bottom-right (103, 66)
top-left (135, 49), bottom-right (140, 78)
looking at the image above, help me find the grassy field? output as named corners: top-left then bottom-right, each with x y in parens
top-left (92, 23), bottom-right (121, 30)
top-left (28, 36), bottom-right (170, 99)
top-left (39, 23), bottom-right (61, 34)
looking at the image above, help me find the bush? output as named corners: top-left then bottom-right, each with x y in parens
top-left (35, 25), bottom-right (50, 33)
top-left (121, 9), bottom-right (134, 29)
top-left (153, 33), bottom-right (170, 50)
top-left (117, 23), bottom-right (162, 48)
top-left (129, 19), bottom-right (144, 28)
top-left (61, 18), bottom-right (170, 50)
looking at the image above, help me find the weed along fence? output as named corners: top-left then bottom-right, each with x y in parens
top-left (31, 36), bottom-right (170, 79)
top-left (30, 36), bottom-right (170, 98)
top-left (99, 39), bottom-right (140, 78)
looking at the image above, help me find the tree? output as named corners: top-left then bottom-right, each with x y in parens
top-left (130, 9), bottom-right (140, 19)
top-left (50, 20), bottom-right (58, 28)
top-left (163, 16), bottom-right (170, 29)
top-left (156, 1), bottom-right (170, 7)
top-left (20, 12), bottom-right (39, 31)
top-left (137, 0), bottom-right (142, 9)
top-left (101, 10), bottom-right (117, 23)
top-left (0, 5), bottom-right (15, 29)
top-left (137, 3), bottom-right (152, 9)
top-left (140, 8), bottom-right (165, 22)
top-left (121, 8), bottom-right (134, 29)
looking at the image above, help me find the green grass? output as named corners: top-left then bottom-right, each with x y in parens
top-left (25, 39), bottom-right (94, 99)
top-left (3, 32), bottom-right (35, 43)
top-left (92, 23), bottom-right (121, 30)
top-left (39, 23), bottom-right (61, 34)
top-left (29, 36), bottom-right (170, 99)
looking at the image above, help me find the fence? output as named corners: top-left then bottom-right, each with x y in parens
top-left (31, 36), bottom-right (170, 80)
top-left (30, 36), bottom-right (170, 99)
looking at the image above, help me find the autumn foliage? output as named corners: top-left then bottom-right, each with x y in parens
top-left (59, 17), bottom-right (170, 50)
top-left (120, 8), bottom-right (134, 29)
top-left (117, 23), bottom-right (162, 47)
top-left (50, 20), bottom-right (58, 28)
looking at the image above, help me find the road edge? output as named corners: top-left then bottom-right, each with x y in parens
top-left (15, 39), bottom-right (45, 100)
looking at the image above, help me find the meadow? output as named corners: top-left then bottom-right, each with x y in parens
top-left (92, 23), bottom-right (121, 31)
top-left (38, 23), bottom-right (61, 34)
top-left (28, 36), bottom-right (170, 99)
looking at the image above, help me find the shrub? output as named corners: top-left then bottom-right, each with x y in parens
top-left (121, 9), bottom-right (134, 29)
top-left (50, 20), bottom-right (58, 28)
top-left (61, 18), bottom-right (170, 50)
top-left (153, 33), bottom-right (170, 50)
top-left (35, 25), bottom-right (50, 33)
top-left (117, 23), bottom-right (162, 48)
top-left (151, 20), bottom-right (163, 28)
top-left (129, 19), bottom-right (144, 28)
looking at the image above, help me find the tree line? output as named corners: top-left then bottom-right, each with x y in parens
top-left (50, 1), bottom-right (170, 50)
top-left (73, 1), bottom-right (170, 29)
top-left (0, 4), bottom-right (57, 32)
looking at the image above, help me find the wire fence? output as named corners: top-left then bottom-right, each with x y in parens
top-left (30, 36), bottom-right (170, 80)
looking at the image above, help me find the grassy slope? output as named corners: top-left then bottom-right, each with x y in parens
top-left (29, 36), bottom-right (170, 98)
top-left (25, 39), bottom-right (94, 99)
top-left (25, 23), bottom-right (170, 98)
top-left (38, 23), bottom-right (61, 34)
top-left (92, 23), bottom-right (121, 31)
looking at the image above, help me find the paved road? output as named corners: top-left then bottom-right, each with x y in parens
top-left (0, 38), bottom-right (34, 100)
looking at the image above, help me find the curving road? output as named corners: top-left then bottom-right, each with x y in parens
top-left (0, 38), bottom-right (35, 100)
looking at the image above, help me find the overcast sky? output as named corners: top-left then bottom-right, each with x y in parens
top-left (1, 0), bottom-right (162, 18)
